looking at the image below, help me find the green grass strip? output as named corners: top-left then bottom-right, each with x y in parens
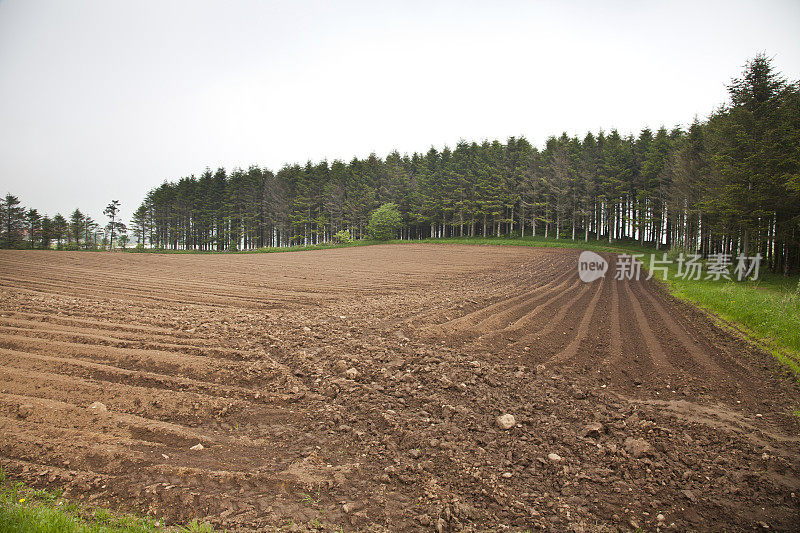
top-left (0, 470), bottom-right (213, 532)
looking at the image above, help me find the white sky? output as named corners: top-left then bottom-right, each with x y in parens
top-left (1, 0), bottom-right (799, 224)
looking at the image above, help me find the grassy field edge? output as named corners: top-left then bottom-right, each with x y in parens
top-left (0, 468), bottom-right (212, 532)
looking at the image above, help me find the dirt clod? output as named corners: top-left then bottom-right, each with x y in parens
top-left (88, 401), bottom-right (107, 412)
top-left (624, 437), bottom-right (653, 458)
top-left (581, 422), bottom-right (604, 438)
top-left (496, 414), bottom-right (516, 430)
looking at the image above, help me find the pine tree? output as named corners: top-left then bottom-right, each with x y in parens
top-left (26, 208), bottom-right (42, 248)
top-left (104, 200), bottom-right (121, 250)
top-left (69, 209), bottom-right (85, 247)
top-left (41, 215), bottom-right (53, 249)
top-left (52, 214), bottom-right (68, 248)
top-left (1, 193), bottom-right (25, 248)
top-left (131, 204), bottom-right (148, 247)
top-left (706, 53), bottom-right (798, 269)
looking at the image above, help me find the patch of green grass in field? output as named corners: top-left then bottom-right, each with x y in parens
top-left (0, 470), bottom-right (214, 532)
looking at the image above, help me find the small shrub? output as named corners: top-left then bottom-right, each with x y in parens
top-left (666, 246), bottom-right (683, 263)
top-left (366, 203), bottom-right (402, 240)
top-left (333, 230), bottom-right (353, 244)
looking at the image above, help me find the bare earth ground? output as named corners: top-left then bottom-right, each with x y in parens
top-left (0, 244), bottom-right (798, 532)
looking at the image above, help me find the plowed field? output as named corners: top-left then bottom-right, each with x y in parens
top-left (1, 245), bottom-right (798, 531)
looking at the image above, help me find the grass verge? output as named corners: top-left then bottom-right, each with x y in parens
top-left (654, 264), bottom-right (800, 376)
top-left (0, 469), bottom-right (213, 532)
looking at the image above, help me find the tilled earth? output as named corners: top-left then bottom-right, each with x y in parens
top-left (0, 244), bottom-right (798, 532)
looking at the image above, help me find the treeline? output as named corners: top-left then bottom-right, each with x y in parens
top-left (0, 193), bottom-right (60, 249)
top-left (136, 55), bottom-right (800, 272)
top-left (0, 194), bottom-right (127, 250)
top-left (4, 55), bottom-right (799, 273)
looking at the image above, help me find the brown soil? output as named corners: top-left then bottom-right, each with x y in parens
top-left (0, 244), bottom-right (798, 532)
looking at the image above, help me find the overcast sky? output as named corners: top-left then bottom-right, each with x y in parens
top-left (1, 0), bottom-right (799, 224)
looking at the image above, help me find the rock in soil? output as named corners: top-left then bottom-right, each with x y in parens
top-left (88, 402), bottom-right (107, 412)
top-left (496, 413), bottom-right (516, 430)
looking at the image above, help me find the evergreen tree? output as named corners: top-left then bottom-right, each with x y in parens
top-left (131, 204), bottom-right (148, 247)
top-left (69, 209), bottom-right (85, 246)
top-left (1, 193), bottom-right (25, 248)
top-left (104, 200), bottom-right (122, 250)
top-left (26, 208), bottom-right (42, 248)
top-left (41, 215), bottom-right (53, 249)
top-left (52, 214), bottom-right (68, 248)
